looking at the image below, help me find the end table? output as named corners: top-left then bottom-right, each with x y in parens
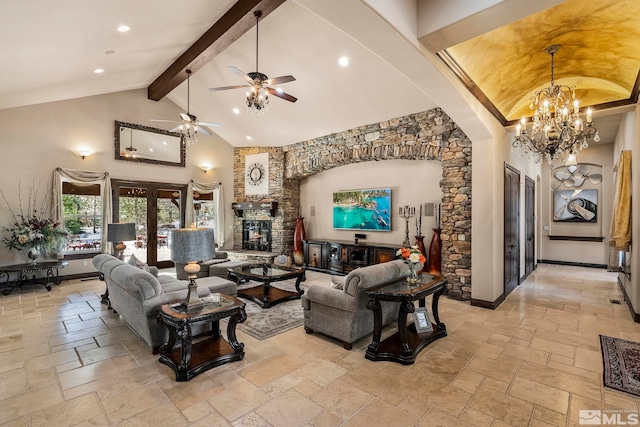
top-left (157, 293), bottom-right (246, 381)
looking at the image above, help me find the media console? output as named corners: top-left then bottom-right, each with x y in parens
top-left (303, 239), bottom-right (401, 274)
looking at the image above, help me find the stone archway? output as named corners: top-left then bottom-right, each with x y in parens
top-left (283, 108), bottom-right (472, 300)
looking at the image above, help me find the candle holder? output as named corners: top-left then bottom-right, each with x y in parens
top-left (398, 205), bottom-right (415, 247)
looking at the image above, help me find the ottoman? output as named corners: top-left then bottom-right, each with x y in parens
top-left (209, 260), bottom-right (251, 279)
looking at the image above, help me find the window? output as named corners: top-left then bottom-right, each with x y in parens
top-left (62, 182), bottom-right (102, 254)
top-left (193, 192), bottom-right (215, 229)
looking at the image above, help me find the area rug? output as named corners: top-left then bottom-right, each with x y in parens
top-left (600, 335), bottom-right (640, 396)
top-left (227, 278), bottom-right (307, 340)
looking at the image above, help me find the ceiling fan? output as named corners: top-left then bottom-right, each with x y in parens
top-left (151, 69), bottom-right (221, 142)
top-left (209, 10), bottom-right (297, 115)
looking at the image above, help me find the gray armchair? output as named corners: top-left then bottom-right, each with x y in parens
top-left (301, 259), bottom-right (413, 349)
top-left (175, 250), bottom-right (229, 280)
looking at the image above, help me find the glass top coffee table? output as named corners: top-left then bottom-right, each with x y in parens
top-left (227, 263), bottom-right (306, 308)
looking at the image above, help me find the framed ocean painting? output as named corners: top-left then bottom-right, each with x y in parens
top-left (332, 188), bottom-right (391, 231)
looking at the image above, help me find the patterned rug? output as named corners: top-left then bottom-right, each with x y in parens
top-left (600, 335), bottom-right (640, 396)
top-left (229, 278), bottom-right (307, 340)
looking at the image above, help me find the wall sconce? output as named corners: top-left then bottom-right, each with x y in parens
top-left (199, 165), bottom-right (212, 173)
top-left (75, 149), bottom-right (93, 160)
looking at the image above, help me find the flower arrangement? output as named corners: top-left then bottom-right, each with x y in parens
top-left (1, 182), bottom-right (68, 255)
top-left (397, 246), bottom-right (426, 284)
top-left (396, 246), bottom-right (426, 265)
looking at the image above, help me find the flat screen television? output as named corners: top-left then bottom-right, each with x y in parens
top-left (333, 188), bottom-right (391, 231)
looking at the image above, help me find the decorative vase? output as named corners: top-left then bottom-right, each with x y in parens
top-left (27, 247), bottom-right (40, 265)
top-left (407, 262), bottom-right (419, 285)
top-left (293, 217), bottom-right (306, 266)
top-left (428, 228), bottom-right (442, 276)
top-left (414, 235), bottom-right (427, 272)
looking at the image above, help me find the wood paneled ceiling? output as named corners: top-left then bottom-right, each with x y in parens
top-left (438, 0), bottom-right (640, 125)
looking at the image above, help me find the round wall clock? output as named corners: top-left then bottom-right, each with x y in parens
top-left (247, 162), bottom-right (266, 186)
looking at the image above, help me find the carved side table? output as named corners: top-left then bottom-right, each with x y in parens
top-left (157, 294), bottom-right (246, 381)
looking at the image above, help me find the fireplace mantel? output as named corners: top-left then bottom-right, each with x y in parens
top-left (232, 201), bottom-right (278, 217)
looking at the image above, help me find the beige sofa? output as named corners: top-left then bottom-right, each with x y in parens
top-left (93, 254), bottom-right (237, 353)
top-left (301, 259), bottom-right (413, 349)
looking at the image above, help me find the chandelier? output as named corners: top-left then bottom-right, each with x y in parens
top-left (246, 83), bottom-right (269, 117)
top-left (179, 70), bottom-right (198, 146)
top-left (513, 44), bottom-right (600, 163)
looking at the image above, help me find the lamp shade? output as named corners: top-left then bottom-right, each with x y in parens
top-left (107, 223), bottom-right (136, 242)
top-left (170, 228), bottom-right (216, 263)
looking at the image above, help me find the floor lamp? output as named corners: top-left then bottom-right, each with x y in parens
top-left (170, 228), bottom-right (216, 312)
top-left (107, 223), bottom-right (136, 261)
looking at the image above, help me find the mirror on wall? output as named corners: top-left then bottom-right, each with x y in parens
top-left (114, 121), bottom-right (185, 167)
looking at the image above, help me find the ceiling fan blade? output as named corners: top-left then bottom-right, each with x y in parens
top-left (169, 126), bottom-right (182, 133)
top-left (209, 84), bottom-right (251, 92)
top-left (265, 75), bottom-right (296, 85)
top-left (196, 126), bottom-right (213, 136)
top-left (150, 119), bottom-right (180, 123)
top-left (197, 121), bottom-right (222, 127)
top-left (228, 66), bottom-right (254, 83)
top-left (266, 87), bottom-right (298, 103)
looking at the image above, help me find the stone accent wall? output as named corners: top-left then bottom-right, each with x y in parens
top-left (232, 108), bottom-right (472, 300)
top-left (233, 146), bottom-right (299, 256)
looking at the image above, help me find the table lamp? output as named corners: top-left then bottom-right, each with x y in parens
top-left (107, 223), bottom-right (136, 260)
top-left (170, 228), bottom-right (216, 311)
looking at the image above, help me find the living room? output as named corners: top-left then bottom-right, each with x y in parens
top-left (1, 0), bottom-right (639, 425)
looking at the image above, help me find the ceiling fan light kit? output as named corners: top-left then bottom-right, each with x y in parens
top-left (513, 44), bottom-right (600, 164)
top-left (150, 69), bottom-right (221, 147)
top-left (209, 10), bottom-right (297, 118)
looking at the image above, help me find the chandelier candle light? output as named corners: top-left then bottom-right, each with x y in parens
top-left (513, 44), bottom-right (600, 164)
top-left (399, 205), bottom-right (416, 248)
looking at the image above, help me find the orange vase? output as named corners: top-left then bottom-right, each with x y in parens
top-left (293, 217), bottom-right (306, 266)
top-left (427, 228), bottom-right (442, 276)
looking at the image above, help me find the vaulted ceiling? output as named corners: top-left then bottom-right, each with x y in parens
top-left (437, 0), bottom-right (640, 126)
top-left (1, 0), bottom-right (636, 147)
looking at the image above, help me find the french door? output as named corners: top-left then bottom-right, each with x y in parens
top-left (504, 163), bottom-right (520, 297)
top-left (112, 180), bottom-right (187, 268)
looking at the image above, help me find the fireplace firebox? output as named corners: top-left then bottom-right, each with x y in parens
top-left (242, 220), bottom-right (272, 252)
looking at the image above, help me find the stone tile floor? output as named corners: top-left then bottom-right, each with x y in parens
top-left (0, 264), bottom-right (638, 426)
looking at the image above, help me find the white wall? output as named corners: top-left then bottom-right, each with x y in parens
top-left (0, 89), bottom-right (235, 276)
top-left (538, 143), bottom-right (614, 265)
top-left (299, 159), bottom-right (442, 246)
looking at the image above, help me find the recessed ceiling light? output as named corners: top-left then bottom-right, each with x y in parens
top-left (117, 25), bottom-right (130, 32)
top-left (94, 68), bottom-right (104, 74)
top-left (246, 136), bottom-right (253, 140)
top-left (162, 141), bottom-right (167, 145)
top-left (149, 148), bottom-right (154, 152)
top-left (233, 108), bottom-right (240, 114)
top-left (104, 50), bottom-right (116, 55)
top-left (338, 56), bottom-right (349, 67)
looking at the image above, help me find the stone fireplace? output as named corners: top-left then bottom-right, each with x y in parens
top-left (242, 220), bottom-right (272, 252)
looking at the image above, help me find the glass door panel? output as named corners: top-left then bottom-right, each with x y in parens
top-left (117, 186), bottom-right (148, 263)
top-left (112, 180), bottom-right (187, 267)
top-left (157, 189), bottom-right (181, 263)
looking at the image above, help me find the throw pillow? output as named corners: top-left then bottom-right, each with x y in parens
top-left (127, 254), bottom-right (150, 272)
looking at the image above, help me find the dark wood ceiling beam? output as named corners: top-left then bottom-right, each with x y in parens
top-left (148, 0), bottom-right (286, 101)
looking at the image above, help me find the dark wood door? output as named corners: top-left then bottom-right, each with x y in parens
top-left (111, 180), bottom-right (187, 268)
top-left (524, 176), bottom-right (535, 277)
top-left (504, 164), bottom-right (520, 296)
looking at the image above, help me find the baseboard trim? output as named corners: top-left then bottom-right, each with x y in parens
top-left (471, 293), bottom-right (505, 310)
top-left (537, 259), bottom-right (607, 269)
top-left (618, 276), bottom-right (640, 323)
top-left (61, 272), bottom-right (100, 281)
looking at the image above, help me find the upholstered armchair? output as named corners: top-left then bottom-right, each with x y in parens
top-left (301, 259), bottom-right (413, 349)
top-left (175, 250), bottom-right (229, 280)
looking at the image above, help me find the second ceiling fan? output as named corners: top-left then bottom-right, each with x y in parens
top-left (209, 10), bottom-right (297, 116)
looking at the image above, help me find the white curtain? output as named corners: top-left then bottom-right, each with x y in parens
top-left (53, 168), bottom-right (112, 253)
top-left (185, 180), bottom-right (225, 247)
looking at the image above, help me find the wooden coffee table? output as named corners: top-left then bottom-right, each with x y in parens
top-left (227, 263), bottom-right (306, 308)
top-left (157, 293), bottom-right (246, 381)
